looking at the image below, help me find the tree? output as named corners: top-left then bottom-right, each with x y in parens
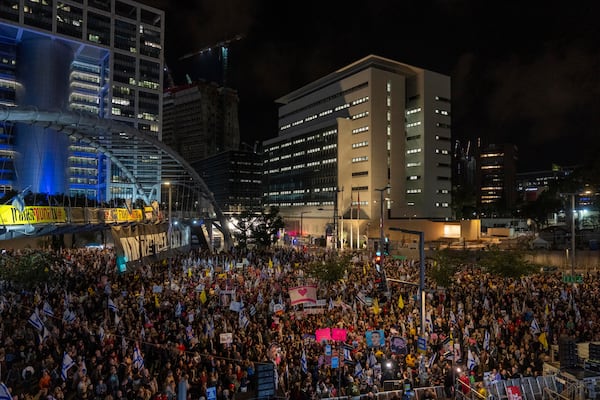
top-left (231, 206), bottom-right (285, 250)
top-left (303, 253), bottom-right (349, 282)
top-left (0, 249), bottom-right (62, 289)
top-left (477, 247), bottom-right (537, 278)
top-left (252, 206), bottom-right (285, 249)
top-left (428, 248), bottom-right (470, 288)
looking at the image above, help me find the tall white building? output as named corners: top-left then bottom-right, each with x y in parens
top-left (263, 55), bottom-right (452, 244)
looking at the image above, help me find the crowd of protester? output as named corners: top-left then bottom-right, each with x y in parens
top-left (0, 244), bottom-right (599, 400)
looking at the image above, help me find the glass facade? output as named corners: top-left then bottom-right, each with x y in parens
top-left (0, 0), bottom-right (164, 203)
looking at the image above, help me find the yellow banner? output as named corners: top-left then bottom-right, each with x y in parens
top-left (101, 208), bottom-right (143, 223)
top-left (0, 205), bottom-right (67, 225)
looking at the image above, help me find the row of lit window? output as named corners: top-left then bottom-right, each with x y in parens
top-left (407, 148), bottom-right (422, 154)
top-left (435, 202), bottom-right (450, 207)
top-left (406, 121), bottom-right (421, 128)
top-left (407, 189), bottom-right (422, 194)
top-left (481, 152), bottom-right (504, 158)
top-left (69, 177), bottom-right (98, 184)
top-left (406, 107), bottom-right (421, 115)
top-left (407, 162), bottom-right (421, 167)
top-left (481, 165), bottom-right (502, 170)
top-left (352, 111), bottom-right (369, 120)
top-left (72, 104), bottom-right (99, 113)
top-left (352, 126), bottom-right (369, 134)
top-left (352, 156), bottom-right (368, 163)
top-left (352, 141), bottom-right (368, 149)
top-left (280, 97), bottom-right (369, 131)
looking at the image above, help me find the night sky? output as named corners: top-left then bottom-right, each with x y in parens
top-left (139, 0), bottom-right (600, 173)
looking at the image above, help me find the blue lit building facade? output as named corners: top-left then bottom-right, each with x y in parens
top-left (0, 0), bottom-right (164, 202)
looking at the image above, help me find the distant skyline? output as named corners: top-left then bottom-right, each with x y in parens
top-left (139, 0), bottom-right (600, 172)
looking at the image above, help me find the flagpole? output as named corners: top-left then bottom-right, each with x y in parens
top-left (356, 192), bottom-right (361, 250)
top-left (350, 192), bottom-right (353, 250)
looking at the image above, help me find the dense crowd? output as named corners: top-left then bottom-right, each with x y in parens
top-left (0, 245), bottom-right (599, 400)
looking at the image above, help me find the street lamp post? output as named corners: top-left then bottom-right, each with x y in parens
top-left (389, 227), bottom-right (426, 339)
top-left (165, 182), bottom-right (172, 284)
top-left (300, 211), bottom-right (310, 243)
top-left (571, 193), bottom-right (575, 277)
top-left (375, 185), bottom-right (390, 257)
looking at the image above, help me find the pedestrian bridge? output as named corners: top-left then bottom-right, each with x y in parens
top-left (0, 106), bottom-right (232, 247)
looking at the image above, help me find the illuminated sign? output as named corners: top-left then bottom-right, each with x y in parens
top-left (100, 208), bottom-right (144, 223)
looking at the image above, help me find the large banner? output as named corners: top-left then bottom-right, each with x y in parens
top-left (111, 223), bottom-right (190, 266)
top-left (0, 205), bottom-right (67, 225)
top-left (288, 285), bottom-right (317, 305)
top-left (100, 208), bottom-right (144, 223)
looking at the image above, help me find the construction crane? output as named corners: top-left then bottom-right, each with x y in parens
top-left (178, 34), bottom-right (243, 87)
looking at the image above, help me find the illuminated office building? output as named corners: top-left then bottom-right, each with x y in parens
top-left (263, 55), bottom-right (452, 241)
top-left (0, 0), bottom-right (164, 202)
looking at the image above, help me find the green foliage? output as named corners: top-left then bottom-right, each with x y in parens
top-left (477, 248), bottom-right (537, 278)
top-left (232, 206), bottom-right (285, 250)
top-left (428, 248), bottom-right (469, 287)
top-left (0, 249), bottom-right (61, 289)
top-left (303, 254), bottom-right (349, 282)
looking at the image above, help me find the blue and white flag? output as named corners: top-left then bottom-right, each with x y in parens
top-left (368, 352), bottom-right (378, 368)
top-left (483, 330), bottom-right (490, 351)
top-left (239, 314), bottom-right (249, 329)
top-left (530, 318), bottom-right (541, 334)
top-left (427, 352), bottom-right (437, 369)
top-left (28, 310), bottom-right (44, 331)
top-left (175, 301), bottom-right (182, 317)
top-left (43, 301), bottom-right (54, 317)
top-left (354, 361), bottom-right (363, 377)
top-left (98, 326), bottom-right (105, 342)
top-left (63, 309), bottom-right (76, 324)
top-left (343, 344), bottom-right (353, 363)
top-left (61, 352), bottom-right (75, 381)
top-left (133, 344), bottom-right (144, 371)
top-left (108, 298), bottom-right (118, 313)
top-left (0, 382), bottom-right (12, 400)
top-left (301, 349), bottom-right (308, 374)
top-left (467, 349), bottom-right (476, 370)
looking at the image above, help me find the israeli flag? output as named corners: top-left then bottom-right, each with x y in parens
top-left (43, 301), bottom-right (55, 317)
top-left (530, 318), bottom-right (541, 334)
top-left (63, 309), bottom-right (76, 324)
top-left (483, 330), bottom-right (490, 351)
top-left (301, 349), bottom-right (308, 374)
top-left (133, 344), bottom-right (144, 370)
top-left (175, 301), bottom-right (182, 317)
top-left (0, 382), bottom-right (12, 400)
top-left (108, 298), bottom-right (118, 313)
top-left (354, 361), bottom-right (363, 377)
top-left (467, 349), bottom-right (476, 370)
top-left (61, 352), bottom-right (75, 381)
top-left (28, 311), bottom-right (44, 331)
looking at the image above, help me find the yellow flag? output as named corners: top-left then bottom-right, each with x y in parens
top-left (545, 303), bottom-right (550, 317)
top-left (363, 264), bottom-right (366, 275)
top-left (373, 297), bottom-right (380, 315)
top-left (200, 290), bottom-right (207, 304)
top-left (154, 294), bottom-right (160, 308)
top-left (268, 258), bottom-right (273, 269)
top-left (188, 268), bottom-right (192, 277)
top-left (398, 294), bottom-right (404, 310)
top-left (539, 332), bottom-right (548, 350)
